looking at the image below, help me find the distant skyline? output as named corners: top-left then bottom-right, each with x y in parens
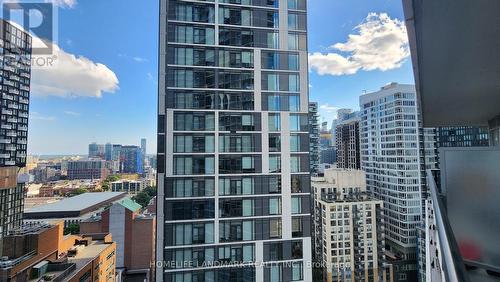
top-left (12, 0), bottom-right (413, 155)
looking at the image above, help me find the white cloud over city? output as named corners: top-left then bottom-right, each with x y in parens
top-left (309, 13), bottom-right (409, 76)
top-left (31, 38), bottom-right (119, 98)
top-left (319, 103), bottom-right (340, 125)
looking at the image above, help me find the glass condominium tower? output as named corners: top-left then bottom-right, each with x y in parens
top-left (157, 0), bottom-right (312, 281)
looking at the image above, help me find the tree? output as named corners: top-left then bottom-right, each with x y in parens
top-left (64, 223), bottom-right (80, 235)
top-left (101, 174), bottom-right (121, 191)
top-left (132, 186), bottom-right (157, 207)
top-left (72, 187), bottom-right (88, 196)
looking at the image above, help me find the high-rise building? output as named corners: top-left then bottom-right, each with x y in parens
top-left (157, 0), bottom-right (311, 280)
top-left (120, 145), bottom-right (143, 174)
top-left (330, 108), bottom-right (354, 149)
top-left (360, 83), bottom-right (431, 281)
top-left (320, 147), bottom-right (336, 165)
top-left (88, 142), bottom-right (105, 159)
top-left (335, 113), bottom-right (360, 169)
top-left (436, 126), bottom-right (489, 148)
top-left (309, 102), bottom-right (320, 173)
top-left (105, 142), bottom-right (113, 161)
top-left (67, 159), bottom-right (108, 180)
top-left (0, 20), bottom-right (32, 239)
top-left (312, 169), bottom-right (392, 282)
top-left (141, 138), bottom-right (147, 157)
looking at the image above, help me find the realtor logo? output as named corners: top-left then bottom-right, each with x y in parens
top-left (2, 1), bottom-right (57, 55)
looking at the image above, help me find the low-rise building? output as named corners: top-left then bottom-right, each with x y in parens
top-left (80, 198), bottom-right (155, 281)
top-left (24, 192), bottom-right (127, 227)
top-left (110, 179), bottom-right (147, 194)
top-left (312, 168), bottom-right (392, 282)
top-left (0, 221), bottom-right (116, 282)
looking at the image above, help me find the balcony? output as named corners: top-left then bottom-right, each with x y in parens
top-left (427, 167), bottom-right (500, 281)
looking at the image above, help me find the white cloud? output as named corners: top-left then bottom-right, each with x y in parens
top-left (30, 112), bottom-right (56, 121)
top-left (309, 13), bottom-right (409, 76)
top-left (63, 111), bottom-right (81, 116)
top-left (49, 0), bottom-right (77, 8)
top-left (320, 103), bottom-right (339, 113)
top-left (31, 38), bottom-right (119, 98)
top-left (133, 57), bottom-right (148, 63)
top-left (319, 103), bottom-right (340, 125)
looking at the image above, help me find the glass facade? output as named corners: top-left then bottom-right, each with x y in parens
top-left (158, 0), bottom-right (311, 280)
top-left (0, 20), bottom-right (31, 241)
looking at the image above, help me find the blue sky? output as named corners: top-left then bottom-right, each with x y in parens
top-left (308, 0), bottom-right (414, 125)
top-left (13, 0), bottom-right (413, 155)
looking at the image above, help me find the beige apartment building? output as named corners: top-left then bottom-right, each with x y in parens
top-left (312, 168), bottom-right (393, 282)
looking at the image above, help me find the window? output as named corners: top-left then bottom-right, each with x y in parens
top-left (269, 198), bottom-right (281, 215)
top-left (219, 134), bottom-right (258, 152)
top-left (266, 73), bottom-right (279, 91)
top-left (290, 155), bottom-right (300, 172)
top-left (219, 177), bottom-right (254, 195)
top-left (171, 91), bottom-right (216, 109)
top-left (219, 220), bottom-right (254, 242)
top-left (219, 71), bottom-right (254, 89)
top-left (219, 113), bottom-right (260, 131)
top-left (242, 156), bottom-right (254, 170)
top-left (292, 217), bottom-right (303, 237)
top-left (173, 223), bottom-right (214, 245)
top-left (171, 25), bottom-right (215, 44)
top-left (288, 54), bottom-right (299, 70)
top-left (219, 7), bottom-right (252, 26)
top-left (219, 49), bottom-right (253, 68)
top-left (269, 134), bottom-right (281, 152)
top-left (289, 95), bottom-right (300, 111)
top-left (169, 69), bottom-right (216, 88)
top-left (172, 178), bottom-right (215, 197)
top-left (291, 263), bottom-right (303, 281)
top-left (268, 113), bottom-right (281, 131)
top-left (174, 134), bottom-right (215, 153)
top-left (174, 156), bottom-right (215, 175)
top-left (289, 114), bottom-right (307, 131)
top-left (269, 219), bottom-right (282, 238)
top-left (291, 197), bottom-right (301, 214)
top-left (289, 74), bottom-right (299, 92)
top-left (267, 95), bottom-right (281, 111)
top-left (270, 265), bottom-right (282, 282)
top-left (288, 33), bottom-right (298, 50)
top-left (171, 47), bottom-right (216, 66)
top-left (269, 155), bottom-right (281, 173)
top-left (219, 155), bottom-right (260, 174)
top-left (288, 14), bottom-right (298, 29)
top-left (218, 92), bottom-right (254, 110)
top-left (174, 112), bottom-right (215, 131)
top-left (290, 134), bottom-right (300, 152)
top-left (219, 28), bottom-right (254, 47)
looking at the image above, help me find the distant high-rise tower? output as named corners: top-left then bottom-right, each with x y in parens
top-left (141, 138), bottom-right (147, 158)
top-left (120, 146), bottom-right (143, 174)
top-left (336, 113), bottom-right (360, 169)
top-left (157, 0), bottom-right (312, 280)
top-left (88, 142), bottom-right (105, 159)
top-left (105, 142), bottom-right (113, 161)
top-left (0, 20), bottom-right (32, 239)
top-left (360, 83), bottom-right (434, 281)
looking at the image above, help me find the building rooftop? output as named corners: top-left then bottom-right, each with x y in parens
top-left (24, 192), bottom-right (126, 219)
top-left (117, 198), bottom-right (142, 212)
